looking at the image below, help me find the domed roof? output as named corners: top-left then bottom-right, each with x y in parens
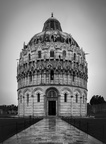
top-left (28, 14), bottom-right (79, 47)
top-left (42, 13), bottom-right (62, 31)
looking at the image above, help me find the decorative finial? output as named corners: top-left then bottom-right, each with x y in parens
top-left (23, 42), bottom-right (25, 48)
top-left (51, 12), bottom-right (53, 17)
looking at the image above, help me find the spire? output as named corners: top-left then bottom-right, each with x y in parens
top-left (51, 12), bottom-right (53, 17)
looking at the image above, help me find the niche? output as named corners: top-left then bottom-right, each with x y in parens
top-left (50, 70), bottom-right (54, 80)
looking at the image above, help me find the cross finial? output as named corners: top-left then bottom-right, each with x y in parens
top-left (51, 12), bottom-right (53, 17)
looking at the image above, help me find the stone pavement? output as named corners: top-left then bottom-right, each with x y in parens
top-left (2, 118), bottom-right (103, 144)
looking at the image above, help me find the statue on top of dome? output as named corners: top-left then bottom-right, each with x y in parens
top-left (51, 12), bottom-right (53, 17)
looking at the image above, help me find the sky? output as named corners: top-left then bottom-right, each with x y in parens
top-left (0, 0), bottom-right (106, 105)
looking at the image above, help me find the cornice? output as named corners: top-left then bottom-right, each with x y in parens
top-left (17, 84), bottom-right (88, 91)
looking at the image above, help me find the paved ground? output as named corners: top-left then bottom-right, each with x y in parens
top-left (2, 118), bottom-right (103, 144)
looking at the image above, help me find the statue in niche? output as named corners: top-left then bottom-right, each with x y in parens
top-left (34, 39), bottom-right (36, 44)
top-left (56, 35), bottom-right (61, 42)
top-left (39, 37), bottom-right (42, 43)
top-left (53, 34), bottom-right (57, 42)
top-left (45, 34), bottom-right (50, 42)
top-left (49, 90), bottom-right (56, 97)
top-left (66, 38), bottom-right (68, 44)
top-left (60, 36), bottom-right (64, 43)
top-left (51, 35), bottom-right (54, 42)
top-left (69, 38), bottom-right (71, 44)
top-left (51, 91), bottom-right (54, 97)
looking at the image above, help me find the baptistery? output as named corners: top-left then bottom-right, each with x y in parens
top-left (17, 14), bottom-right (88, 117)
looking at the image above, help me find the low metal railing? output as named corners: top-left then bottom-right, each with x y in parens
top-left (0, 117), bottom-right (42, 143)
top-left (61, 117), bottom-right (106, 143)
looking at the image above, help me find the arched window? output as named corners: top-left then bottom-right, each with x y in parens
top-left (27, 94), bottom-right (29, 105)
top-left (73, 71), bottom-right (75, 81)
top-left (64, 93), bottom-right (67, 102)
top-left (28, 53), bottom-right (31, 60)
top-left (38, 51), bottom-right (41, 58)
top-left (74, 53), bottom-right (76, 60)
top-left (51, 35), bottom-right (54, 41)
top-left (30, 75), bottom-right (32, 82)
top-left (50, 70), bottom-right (54, 80)
top-left (50, 50), bottom-right (54, 57)
top-left (29, 72), bottom-right (32, 82)
top-left (76, 93), bottom-right (78, 103)
top-left (63, 50), bottom-right (66, 57)
top-left (66, 38), bottom-right (68, 44)
top-left (37, 93), bottom-right (40, 102)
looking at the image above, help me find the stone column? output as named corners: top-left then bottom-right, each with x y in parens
top-left (43, 95), bottom-right (47, 117)
top-left (28, 76), bottom-right (30, 86)
top-left (35, 72), bottom-right (37, 85)
top-left (60, 73), bottom-right (62, 84)
top-left (57, 71), bottom-right (59, 84)
top-left (42, 73), bottom-right (44, 84)
top-left (18, 96), bottom-right (20, 116)
top-left (68, 72), bottom-right (69, 85)
top-left (44, 71), bottom-right (46, 84)
top-left (85, 97), bottom-right (87, 116)
top-left (49, 72), bottom-right (50, 84)
top-left (58, 72), bottom-right (60, 84)
top-left (63, 72), bottom-right (65, 84)
top-left (37, 73), bottom-right (38, 85)
top-left (54, 71), bottom-right (57, 84)
top-left (80, 96), bottom-right (82, 117)
top-left (57, 95), bottom-right (61, 116)
top-left (39, 72), bottom-right (41, 84)
top-left (46, 72), bottom-right (49, 84)
top-left (24, 77), bottom-right (26, 86)
top-left (23, 96), bottom-right (25, 117)
top-left (31, 95), bottom-right (34, 117)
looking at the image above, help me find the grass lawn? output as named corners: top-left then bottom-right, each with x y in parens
top-left (0, 116), bottom-right (42, 143)
top-left (62, 117), bottom-right (106, 143)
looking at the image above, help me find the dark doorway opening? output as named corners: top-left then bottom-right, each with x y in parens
top-left (48, 101), bottom-right (56, 116)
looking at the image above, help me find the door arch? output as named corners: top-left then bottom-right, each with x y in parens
top-left (45, 87), bottom-right (59, 116)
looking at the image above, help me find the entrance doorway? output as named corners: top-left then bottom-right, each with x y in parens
top-left (48, 101), bottom-right (56, 116)
top-left (46, 87), bottom-right (59, 117)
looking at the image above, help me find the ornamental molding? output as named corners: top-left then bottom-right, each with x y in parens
top-left (17, 84), bottom-right (88, 92)
top-left (74, 89), bottom-right (82, 95)
top-left (32, 87), bottom-right (43, 94)
top-left (61, 87), bottom-right (72, 94)
top-left (23, 88), bottom-right (31, 94)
